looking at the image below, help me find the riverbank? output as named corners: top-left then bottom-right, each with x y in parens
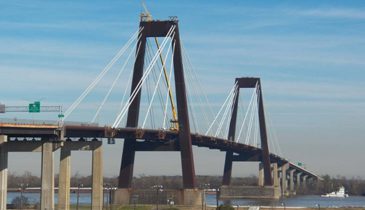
top-left (57, 205), bottom-right (365, 210)
top-left (7, 204), bottom-right (365, 210)
top-left (115, 206), bottom-right (365, 210)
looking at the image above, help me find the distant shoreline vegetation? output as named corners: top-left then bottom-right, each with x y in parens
top-left (7, 172), bottom-right (365, 196)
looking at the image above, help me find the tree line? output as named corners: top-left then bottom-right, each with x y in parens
top-left (300, 174), bottom-right (365, 196)
top-left (7, 172), bottom-right (365, 196)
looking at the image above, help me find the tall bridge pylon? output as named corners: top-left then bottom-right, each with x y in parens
top-left (222, 77), bottom-right (273, 186)
top-left (118, 19), bottom-right (196, 189)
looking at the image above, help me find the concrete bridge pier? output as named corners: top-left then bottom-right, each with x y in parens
top-left (302, 175), bottom-right (308, 191)
top-left (289, 170), bottom-right (296, 195)
top-left (280, 163), bottom-right (289, 196)
top-left (113, 188), bottom-right (202, 206)
top-left (0, 135), bottom-right (8, 210)
top-left (272, 163), bottom-right (279, 188)
top-left (0, 136), bottom-right (59, 210)
top-left (272, 163), bottom-right (281, 198)
top-left (258, 163), bottom-right (264, 187)
top-left (219, 161), bottom-right (280, 200)
top-left (58, 141), bottom-right (104, 210)
top-left (113, 188), bottom-right (131, 205)
top-left (296, 172), bottom-right (302, 191)
top-left (41, 141), bottom-right (55, 210)
top-left (91, 144), bottom-right (103, 210)
top-left (58, 148), bottom-right (71, 210)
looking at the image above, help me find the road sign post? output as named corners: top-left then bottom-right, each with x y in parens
top-left (0, 104), bottom-right (5, 113)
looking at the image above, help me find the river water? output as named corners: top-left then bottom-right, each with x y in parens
top-left (205, 195), bottom-right (365, 208)
top-left (7, 192), bottom-right (365, 207)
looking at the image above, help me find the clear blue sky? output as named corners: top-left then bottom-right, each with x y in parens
top-left (1, 1), bottom-right (365, 178)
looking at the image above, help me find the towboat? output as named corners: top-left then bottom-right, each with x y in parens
top-left (321, 186), bottom-right (349, 198)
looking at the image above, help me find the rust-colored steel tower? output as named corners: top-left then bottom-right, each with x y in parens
top-left (118, 19), bottom-right (196, 189)
top-left (222, 77), bottom-right (273, 186)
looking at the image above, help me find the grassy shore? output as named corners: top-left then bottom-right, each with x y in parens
top-left (62, 205), bottom-right (365, 210)
top-left (13, 204), bottom-right (365, 210)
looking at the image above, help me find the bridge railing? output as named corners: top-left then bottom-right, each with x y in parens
top-left (0, 118), bottom-right (99, 127)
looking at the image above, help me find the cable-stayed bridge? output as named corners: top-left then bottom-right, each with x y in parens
top-left (0, 16), bottom-right (321, 210)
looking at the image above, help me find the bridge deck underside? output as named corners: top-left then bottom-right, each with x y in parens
top-left (64, 126), bottom-right (287, 163)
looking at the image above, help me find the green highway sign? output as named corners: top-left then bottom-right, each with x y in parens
top-left (28, 101), bottom-right (40, 113)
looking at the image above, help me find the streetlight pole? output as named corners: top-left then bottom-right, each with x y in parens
top-left (316, 204), bottom-right (321, 210)
top-left (109, 184), bottom-right (113, 210)
top-left (103, 183), bottom-right (110, 210)
top-left (281, 202), bottom-right (286, 210)
top-left (20, 183), bottom-right (23, 210)
top-left (131, 194), bottom-right (139, 210)
top-left (76, 183), bottom-right (83, 210)
top-left (152, 185), bottom-right (163, 210)
top-left (201, 183), bottom-right (210, 210)
top-left (109, 185), bottom-right (113, 209)
top-left (200, 185), bottom-right (204, 210)
top-left (216, 187), bottom-right (219, 208)
top-left (19, 183), bottom-right (28, 210)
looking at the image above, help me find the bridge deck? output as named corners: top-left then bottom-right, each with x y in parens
top-left (0, 123), bottom-right (321, 179)
top-left (0, 123), bottom-right (58, 129)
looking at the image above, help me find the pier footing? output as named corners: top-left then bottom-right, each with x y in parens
top-left (219, 185), bottom-right (281, 199)
top-left (113, 188), bottom-right (202, 206)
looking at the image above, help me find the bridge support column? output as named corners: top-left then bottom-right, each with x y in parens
top-left (41, 141), bottom-right (54, 210)
top-left (272, 163), bottom-right (279, 187)
top-left (58, 148), bottom-right (71, 210)
top-left (258, 163), bottom-right (264, 187)
top-left (296, 173), bottom-right (302, 191)
top-left (92, 144), bottom-right (103, 210)
top-left (0, 135), bottom-right (8, 210)
top-left (289, 170), bottom-right (295, 195)
top-left (281, 163), bottom-right (288, 196)
top-left (303, 175), bottom-right (308, 191)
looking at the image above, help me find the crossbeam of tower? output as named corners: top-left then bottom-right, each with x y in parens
top-left (141, 6), bottom-right (179, 131)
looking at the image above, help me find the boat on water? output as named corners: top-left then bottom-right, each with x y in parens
top-left (321, 186), bottom-right (349, 198)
